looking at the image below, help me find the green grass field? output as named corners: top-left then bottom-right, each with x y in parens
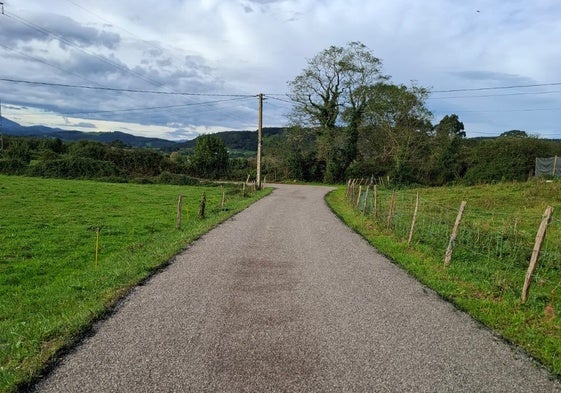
top-left (327, 179), bottom-right (561, 377)
top-left (0, 175), bottom-right (271, 392)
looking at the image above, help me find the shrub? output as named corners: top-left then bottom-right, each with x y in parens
top-left (157, 171), bottom-right (199, 185)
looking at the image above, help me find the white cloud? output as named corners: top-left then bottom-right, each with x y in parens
top-left (1, 0), bottom-right (561, 139)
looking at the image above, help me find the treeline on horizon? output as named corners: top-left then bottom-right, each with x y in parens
top-left (1, 126), bottom-right (561, 186)
top-left (2, 40), bottom-right (561, 186)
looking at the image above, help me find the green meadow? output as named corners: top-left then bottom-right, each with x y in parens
top-left (0, 175), bottom-right (270, 392)
top-left (327, 180), bottom-right (561, 377)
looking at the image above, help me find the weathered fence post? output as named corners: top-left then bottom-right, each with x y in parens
top-left (242, 182), bottom-right (246, 197)
top-left (176, 194), bottom-right (183, 229)
top-left (387, 189), bottom-right (396, 229)
top-left (362, 186), bottom-right (370, 215)
top-left (444, 201), bottom-right (467, 266)
top-left (221, 186), bottom-right (225, 209)
top-left (373, 184), bottom-right (378, 217)
top-left (95, 227), bottom-right (101, 268)
top-left (408, 192), bottom-right (420, 247)
top-left (356, 185), bottom-right (362, 209)
top-left (198, 191), bottom-right (206, 219)
top-left (521, 206), bottom-right (555, 303)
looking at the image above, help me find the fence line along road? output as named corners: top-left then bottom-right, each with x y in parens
top-left (33, 184), bottom-right (560, 393)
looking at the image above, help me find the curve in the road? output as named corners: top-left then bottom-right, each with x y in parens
top-left (33, 184), bottom-right (561, 392)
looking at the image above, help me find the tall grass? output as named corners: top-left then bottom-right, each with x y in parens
top-left (0, 175), bottom-right (270, 392)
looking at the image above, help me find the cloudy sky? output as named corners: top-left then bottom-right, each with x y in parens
top-left (1, 0), bottom-right (561, 140)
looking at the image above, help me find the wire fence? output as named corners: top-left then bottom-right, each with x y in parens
top-left (345, 179), bottom-right (561, 303)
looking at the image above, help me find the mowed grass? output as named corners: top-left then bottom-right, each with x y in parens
top-left (326, 180), bottom-right (561, 377)
top-left (0, 175), bottom-right (271, 392)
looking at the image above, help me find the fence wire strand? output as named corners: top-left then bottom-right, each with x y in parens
top-left (346, 181), bottom-right (560, 302)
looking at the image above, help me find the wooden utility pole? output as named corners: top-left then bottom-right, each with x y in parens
top-left (256, 93), bottom-right (263, 190)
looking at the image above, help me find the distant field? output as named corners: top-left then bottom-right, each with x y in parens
top-left (327, 179), bottom-right (561, 376)
top-left (0, 175), bottom-right (271, 392)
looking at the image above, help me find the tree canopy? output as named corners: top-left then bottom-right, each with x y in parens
top-left (288, 41), bottom-right (388, 182)
top-left (190, 134), bottom-right (229, 180)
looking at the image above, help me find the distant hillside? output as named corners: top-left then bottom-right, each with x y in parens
top-left (178, 127), bottom-right (285, 150)
top-left (0, 116), bottom-right (178, 149)
top-left (0, 117), bottom-right (287, 151)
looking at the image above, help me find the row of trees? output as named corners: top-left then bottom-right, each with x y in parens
top-left (2, 42), bottom-right (560, 185)
top-left (259, 42), bottom-right (561, 185)
top-left (261, 125), bottom-right (561, 185)
top-left (2, 121), bottom-right (560, 186)
top-left (0, 134), bottom-right (232, 182)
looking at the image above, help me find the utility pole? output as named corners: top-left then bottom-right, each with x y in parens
top-left (1, 2), bottom-right (4, 15)
top-left (256, 93), bottom-right (263, 189)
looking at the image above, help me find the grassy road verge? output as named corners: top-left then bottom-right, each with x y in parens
top-left (326, 182), bottom-right (561, 377)
top-left (0, 175), bottom-right (271, 392)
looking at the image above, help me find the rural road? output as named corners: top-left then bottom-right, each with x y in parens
top-left (33, 184), bottom-right (560, 392)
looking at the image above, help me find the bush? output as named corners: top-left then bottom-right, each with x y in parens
top-left (0, 159), bottom-right (28, 175)
top-left (130, 177), bottom-right (154, 184)
top-left (27, 157), bottom-right (121, 179)
top-left (157, 171), bottom-right (199, 185)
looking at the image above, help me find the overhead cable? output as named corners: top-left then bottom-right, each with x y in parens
top-left (0, 77), bottom-right (255, 97)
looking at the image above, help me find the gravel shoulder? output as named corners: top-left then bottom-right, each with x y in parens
top-left (33, 184), bottom-right (561, 392)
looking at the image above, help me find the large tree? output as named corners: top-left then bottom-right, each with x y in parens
top-left (431, 114), bottom-right (466, 184)
top-left (357, 83), bottom-right (433, 183)
top-left (190, 134), bottom-right (229, 179)
top-left (288, 42), bottom-right (387, 182)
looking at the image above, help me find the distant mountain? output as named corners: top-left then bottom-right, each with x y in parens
top-left (0, 117), bottom-right (287, 151)
top-left (0, 116), bottom-right (179, 149)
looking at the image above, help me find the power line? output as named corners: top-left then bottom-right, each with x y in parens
top-left (428, 90), bottom-right (561, 100)
top-left (0, 42), bottom-right (101, 87)
top-left (0, 77), bottom-right (255, 97)
top-left (431, 82), bottom-right (561, 94)
top-left (64, 0), bottom-right (190, 73)
top-left (2, 10), bottom-right (166, 89)
top-left (58, 97), bottom-right (255, 116)
top-left (267, 96), bottom-right (292, 104)
top-left (452, 107), bottom-right (561, 114)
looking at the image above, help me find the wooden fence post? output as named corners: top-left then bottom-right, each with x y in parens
top-left (362, 186), bottom-right (370, 215)
top-left (176, 194), bottom-right (184, 229)
top-left (521, 206), bottom-right (555, 303)
top-left (198, 191), bottom-right (206, 219)
top-left (221, 186), bottom-right (225, 209)
top-left (444, 201), bottom-right (467, 266)
top-left (408, 192), bottom-right (420, 247)
top-left (373, 184), bottom-right (377, 217)
top-left (95, 227), bottom-right (101, 268)
top-left (387, 189), bottom-right (396, 229)
top-left (356, 186), bottom-right (362, 208)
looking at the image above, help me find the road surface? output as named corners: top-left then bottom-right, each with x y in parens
top-left (33, 184), bottom-right (560, 392)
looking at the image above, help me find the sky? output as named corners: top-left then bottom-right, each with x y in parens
top-left (1, 0), bottom-right (561, 140)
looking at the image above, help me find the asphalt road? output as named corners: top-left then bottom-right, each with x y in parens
top-left (33, 184), bottom-right (560, 392)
